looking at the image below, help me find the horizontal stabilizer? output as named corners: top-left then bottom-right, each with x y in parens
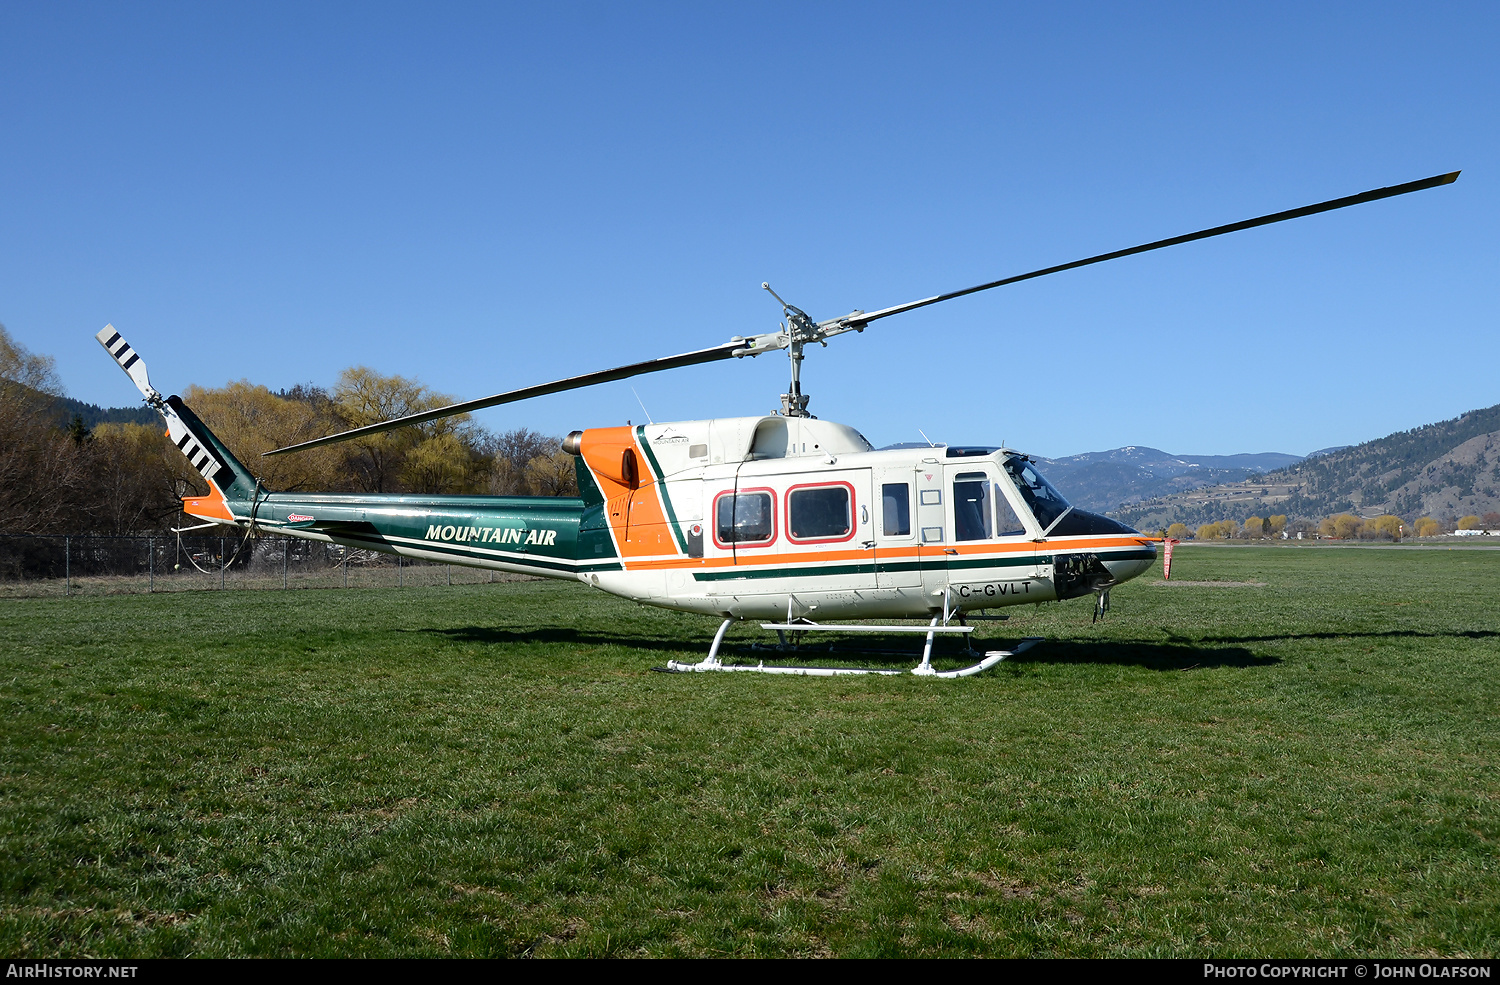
top-left (278, 517), bottom-right (382, 537)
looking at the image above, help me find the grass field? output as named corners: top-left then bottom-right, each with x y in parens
top-left (0, 545), bottom-right (1495, 957)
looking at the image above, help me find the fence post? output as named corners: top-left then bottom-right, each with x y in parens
top-left (149, 537), bottom-right (154, 593)
top-left (397, 556), bottom-right (402, 588)
top-left (283, 539), bottom-right (288, 589)
top-left (220, 536), bottom-right (226, 589)
top-left (343, 554), bottom-right (348, 589)
top-left (448, 564), bottom-right (452, 586)
top-left (65, 536), bottom-right (70, 596)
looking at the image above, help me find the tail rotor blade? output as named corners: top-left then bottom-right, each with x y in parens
top-left (95, 325), bottom-right (163, 406)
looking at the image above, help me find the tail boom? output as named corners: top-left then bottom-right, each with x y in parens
top-left (96, 324), bottom-right (610, 580)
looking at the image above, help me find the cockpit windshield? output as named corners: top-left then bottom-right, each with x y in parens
top-left (1002, 455), bottom-right (1072, 531)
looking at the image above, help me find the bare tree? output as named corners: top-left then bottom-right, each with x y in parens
top-left (0, 325), bottom-right (93, 532)
top-left (85, 423), bottom-right (185, 534)
top-left (482, 428), bottom-right (557, 495)
top-left (524, 450), bottom-right (579, 497)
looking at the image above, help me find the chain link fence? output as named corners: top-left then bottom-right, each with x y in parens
top-left (0, 534), bottom-right (535, 598)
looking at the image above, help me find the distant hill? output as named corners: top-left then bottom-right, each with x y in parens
top-left (9, 383), bottom-right (158, 430)
top-left (1117, 403), bottom-right (1500, 528)
top-left (1036, 446), bottom-right (1304, 514)
top-left (51, 395), bottom-right (157, 429)
top-left (874, 441), bottom-right (1305, 513)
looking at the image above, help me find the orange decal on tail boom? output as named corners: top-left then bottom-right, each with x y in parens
top-left (182, 485), bottom-right (235, 523)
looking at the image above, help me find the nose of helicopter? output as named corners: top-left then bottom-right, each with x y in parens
top-left (1107, 537), bottom-right (1157, 584)
top-left (1047, 508), bottom-right (1158, 584)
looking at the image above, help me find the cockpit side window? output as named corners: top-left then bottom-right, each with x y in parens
top-left (993, 484), bottom-right (1026, 537)
top-left (1002, 456), bottom-right (1071, 530)
top-left (954, 469), bottom-right (1028, 539)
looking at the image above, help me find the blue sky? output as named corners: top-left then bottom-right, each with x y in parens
top-left (2, 2), bottom-right (1494, 457)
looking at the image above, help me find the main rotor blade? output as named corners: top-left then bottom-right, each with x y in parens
top-left (837, 171), bottom-right (1460, 328)
top-left (264, 340), bottom-right (744, 456)
top-left (268, 171), bottom-right (1458, 457)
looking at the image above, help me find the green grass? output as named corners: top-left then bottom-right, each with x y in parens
top-left (0, 546), bottom-right (1495, 956)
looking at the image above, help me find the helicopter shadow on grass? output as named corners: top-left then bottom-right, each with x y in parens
top-left (1008, 638), bottom-right (1277, 672)
top-left (414, 626), bottom-right (1275, 673)
top-left (720, 637), bottom-right (1277, 672)
top-left (1170, 629), bottom-right (1500, 646)
top-left (414, 625), bottom-right (1014, 664)
top-left (413, 625), bottom-right (712, 657)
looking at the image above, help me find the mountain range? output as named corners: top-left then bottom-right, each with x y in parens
top-left (52, 394), bottom-right (1500, 527)
top-left (1035, 447), bottom-right (1304, 514)
top-left (1114, 402), bottom-right (1500, 528)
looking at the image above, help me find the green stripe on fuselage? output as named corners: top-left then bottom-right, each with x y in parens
top-left (693, 553), bottom-right (1037, 582)
top-left (635, 425), bottom-right (689, 555)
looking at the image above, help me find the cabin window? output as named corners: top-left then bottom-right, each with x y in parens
top-left (882, 483), bottom-right (911, 537)
top-left (714, 490), bottom-right (775, 545)
top-left (953, 471), bottom-right (993, 541)
top-left (786, 483), bottom-right (854, 543)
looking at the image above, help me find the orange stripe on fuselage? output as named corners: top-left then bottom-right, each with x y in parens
top-left (578, 426), bottom-right (681, 560)
top-left (1044, 536), bottom-right (1157, 552)
top-left (614, 535), bottom-right (1150, 572)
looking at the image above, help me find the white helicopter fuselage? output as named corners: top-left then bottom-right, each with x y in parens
top-left (571, 416), bottom-right (1157, 620)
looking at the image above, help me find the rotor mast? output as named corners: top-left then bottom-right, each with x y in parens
top-left (758, 282), bottom-right (871, 418)
top-left (760, 282), bottom-right (822, 418)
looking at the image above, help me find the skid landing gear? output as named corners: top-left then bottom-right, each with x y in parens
top-left (662, 616), bottom-right (1043, 678)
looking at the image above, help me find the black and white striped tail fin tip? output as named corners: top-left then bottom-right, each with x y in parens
top-left (94, 325), bottom-right (228, 487)
top-left (165, 413), bottom-right (231, 487)
top-left (94, 324), bottom-right (161, 405)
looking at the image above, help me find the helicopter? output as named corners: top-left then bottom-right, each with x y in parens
top-left (96, 171), bottom-right (1458, 678)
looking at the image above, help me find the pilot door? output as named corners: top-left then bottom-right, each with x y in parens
top-left (936, 462), bottom-right (1041, 609)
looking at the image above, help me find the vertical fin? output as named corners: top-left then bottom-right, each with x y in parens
top-left (94, 325), bottom-right (260, 501)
